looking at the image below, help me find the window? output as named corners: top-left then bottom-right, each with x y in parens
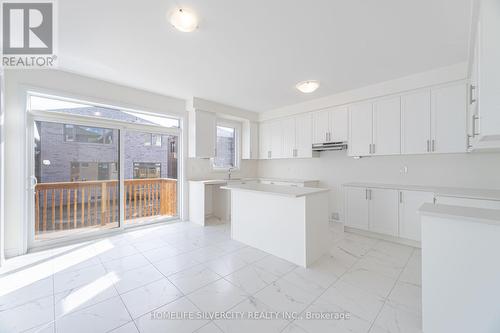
top-left (64, 124), bottom-right (113, 144)
top-left (133, 162), bottom-right (161, 179)
top-left (144, 133), bottom-right (162, 147)
top-left (70, 162), bottom-right (118, 181)
top-left (213, 124), bottom-right (239, 169)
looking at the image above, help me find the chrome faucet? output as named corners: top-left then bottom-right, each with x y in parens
top-left (227, 167), bottom-right (234, 180)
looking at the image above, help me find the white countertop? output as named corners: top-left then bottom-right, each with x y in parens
top-left (221, 183), bottom-right (329, 198)
top-left (344, 182), bottom-right (500, 201)
top-left (420, 203), bottom-right (500, 226)
top-left (189, 177), bottom-right (319, 185)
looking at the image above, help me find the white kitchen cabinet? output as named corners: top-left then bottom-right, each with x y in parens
top-left (372, 97), bottom-right (401, 155)
top-left (188, 109), bottom-right (216, 158)
top-left (269, 120), bottom-right (283, 159)
top-left (330, 107), bottom-right (349, 142)
top-left (368, 188), bottom-right (399, 236)
top-left (431, 83), bottom-right (467, 153)
top-left (345, 186), bottom-right (369, 230)
top-left (295, 113), bottom-right (313, 158)
top-left (259, 121), bottom-right (271, 159)
top-left (401, 89), bottom-right (432, 154)
top-left (468, 0), bottom-right (500, 150)
top-left (312, 107), bottom-right (348, 144)
top-left (282, 117), bottom-right (296, 158)
top-left (242, 121), bottom-right (259, 159)
top-left (399, 190), bottom-right (434, 241)
top-left (312, 110), bottom-right (330, 144)
top-left (348, 102), bottom-right (373, 156)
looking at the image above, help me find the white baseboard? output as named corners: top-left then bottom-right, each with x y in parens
top-left (344, 226), bottom-right (421, 248)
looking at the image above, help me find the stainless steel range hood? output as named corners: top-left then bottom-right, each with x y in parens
top-left (312, 142), bottom-right (348, 151)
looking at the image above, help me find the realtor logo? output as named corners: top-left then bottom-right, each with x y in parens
top-left (1, 1), bottom-right (57, 67)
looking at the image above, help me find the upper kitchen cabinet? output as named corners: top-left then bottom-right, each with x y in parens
top-left (269, 120), bottom-right (283, 159)
top-left (242, 121), bottom-right (259, 159)
top-left (295, 113), bottom-right (314, 158)
top-left (348, 102), bottom-right (373, 156)
top-left (469, 0), bottom-right (500, 150)
top-left (349, 99), bottom-right (400, 157)
top-left (271, 114), bottom-right (314, 159)
top-left (259, 121), bottom-right (271, 159)
top-left (401, 82), bottom-right (467, 154)
top-left (372, 96), bottom-right (401, 155)
top-left (401, 89), bottom-right (431, 154)
top-left (431, 82), bottom-right (467, 153)
top-left (312, 107), bottom-right (348, 144)
top-left (188, 109), bottom-right (216, 158)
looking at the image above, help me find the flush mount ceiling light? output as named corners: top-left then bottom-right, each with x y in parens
top-left (169, 8), bottom-right (198, 32)
top-left (296, 80), bottom-right (320, 93)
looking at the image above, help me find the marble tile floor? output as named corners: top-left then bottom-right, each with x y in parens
top-left (0, 221), bottom-right (422, 333)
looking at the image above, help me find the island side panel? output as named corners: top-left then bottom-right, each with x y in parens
top-left (188, 182), bottom-right (205, 226)
top-left (230, 190), bottom-right (307, 266)
top-left (305, 192), bottom-right (329, 266)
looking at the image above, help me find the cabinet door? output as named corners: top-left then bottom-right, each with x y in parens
top-left (269, 120), bottom-right (283, 159)
top-left (345, 187), bottom-right (369, 230)
top-left (242, 121), bottom-right (259, 160)
top-left (348, 102), bottom-right (373, 156)
top-left (399, 190), bottom-right (434, 241)
top-left (330, 107), bottom-right (348, 142)
top-left (295, 113), bottom-right (313, 158)
top-left (401, 90), bottom-right (431, 154)
top-left (373, 97), bottom-right (401, 155)
top-left (478, 0), bottom-right (500, 139)
top-left (312, 110), bottom-right (330, 143)
top-left (431, 83), bottom-right (467, 153)
top-left (281, 117), bottom-right (296, 158)
top-left (259, 122), bottom-right (270, 159)
top-left (189, 110), bottom-right (216, 158)
top-left (369, 188), bottom-right (399, 236)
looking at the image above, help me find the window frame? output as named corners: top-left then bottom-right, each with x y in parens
top-left (212, 119), bottom-right (241, 171)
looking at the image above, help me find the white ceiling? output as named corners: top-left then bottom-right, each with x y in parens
top-left (58, 0), bottom-right (472, 112)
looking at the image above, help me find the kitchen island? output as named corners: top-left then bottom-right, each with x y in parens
top-left (221, 183), bottom-right (330, 267)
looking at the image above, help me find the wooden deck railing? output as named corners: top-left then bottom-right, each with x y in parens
top-left (34, 178), bottom-right (177, 234)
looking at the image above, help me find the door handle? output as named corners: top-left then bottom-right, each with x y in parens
top-left (30, 176), bottom-right (38, 194)
top-left (469, 84), bottom-right (476, 104)
top-left (472, 115), bottom-right (479, 137)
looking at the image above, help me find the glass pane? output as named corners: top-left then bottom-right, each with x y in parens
top-left (34, 121), bottom-right (120, 240)
top-left (214, 126), bottom-right (235, 168)
top-left (124, 130), bottom-right (178, 226)
top-left (30, 95), bottom-right (180, 128)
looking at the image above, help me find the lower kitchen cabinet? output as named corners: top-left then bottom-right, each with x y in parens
top-left (399, 190), bottom-right (435, 241)
top-left (345, 186), bottom-right (370, 230)
top-left (345, 186), bottom-right (433, 242)
top-left (369, 188), bottom-right (399, 236)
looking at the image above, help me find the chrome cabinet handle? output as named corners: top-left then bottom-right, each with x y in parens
top-left (399, 191), bottom-right (403, 203)
top-left (369, 144), bottom-right (372, 154)
top-left (472, 115), bottom-right (479, 137)
top-left (469, 85), bottom-right (476, 104)
top-left (431, 140), bottom-right (435, 152)
top-left (365, 189), bottom-right (368, 200)
top-left (467, 135), bottom-right (473, 150)
top-left (372, 144), bottom-right (375, 154)
top-left (369, 189), bottom-right (372, 200)
top-left (426, 140), bottom-right (430, 152)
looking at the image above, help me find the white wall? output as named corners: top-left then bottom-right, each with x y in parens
top-left (258, 152), bottom-right (500, 222)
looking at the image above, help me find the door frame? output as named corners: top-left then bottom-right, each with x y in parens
top-left (26, 92), bottom-right (183, 251)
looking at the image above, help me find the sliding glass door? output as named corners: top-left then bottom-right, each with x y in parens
top-left (29, 94), bottom-right (181, 246)
top-left (33, 120), bottom-right (120, 240)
